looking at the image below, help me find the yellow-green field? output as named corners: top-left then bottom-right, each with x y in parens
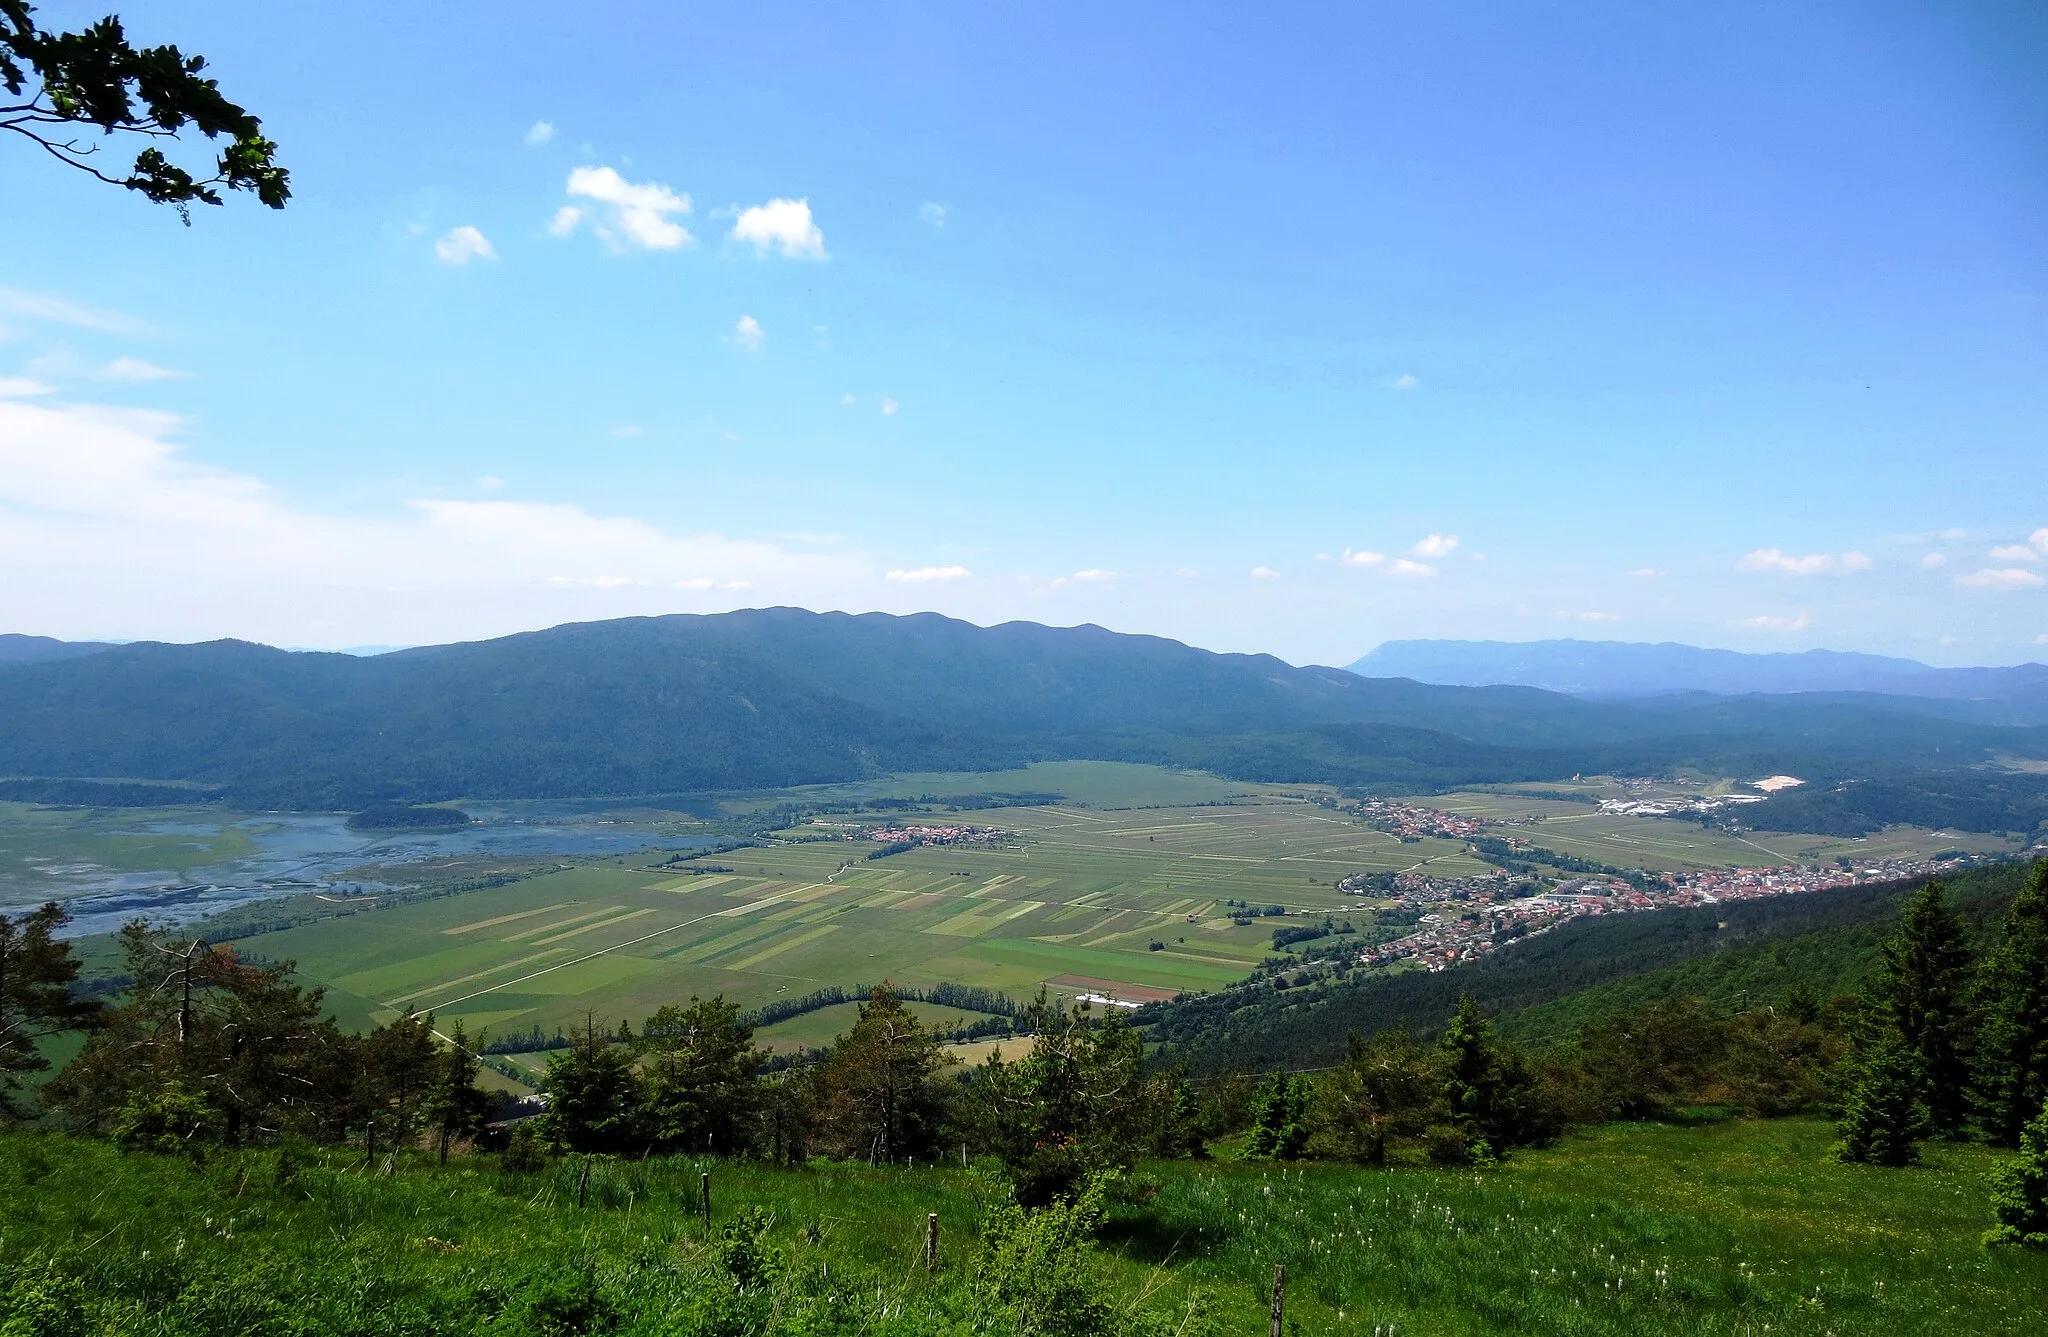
top-left (223, 786), bottom-right (1483, 1043)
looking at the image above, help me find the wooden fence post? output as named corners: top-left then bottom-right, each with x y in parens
top-left (1269, 1264), bottom-right (1285, 1337)
top-left (700, 1171), bottom-right (712, 1226)
top-left (925, 1212), bottom-right (939, 1272)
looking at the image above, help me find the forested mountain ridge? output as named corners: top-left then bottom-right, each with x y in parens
top-left (0, 608), bottom-right (2045, 816)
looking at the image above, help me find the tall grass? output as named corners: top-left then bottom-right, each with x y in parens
top-left (2, 1117), bottom-right (2042, 1334)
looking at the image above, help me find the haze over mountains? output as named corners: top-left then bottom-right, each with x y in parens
top-left (1349, 639), bottom-right (2048, 709)
top-left (1, 610), bottom-right (2046, 839)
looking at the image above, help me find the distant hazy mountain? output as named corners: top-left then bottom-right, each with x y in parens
top-left (1348, 639), bottom-right (2048, 702)
top-left (0, 634), bottom-right (113, 666)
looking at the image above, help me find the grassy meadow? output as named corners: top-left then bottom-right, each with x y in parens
top-left (2, 1116), bottom-right (2040, 1335)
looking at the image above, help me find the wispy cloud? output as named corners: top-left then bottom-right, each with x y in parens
top-left (885, 565), bottom-right (972, 583)
top-left (1251, 566), bottom-right (1282, 580)
top-left (730, 198), bottom-right (826, 259)
top-left (1339, 548), bottom-right (1384, 567)
top-left (880, 398), bottom-right (899, 416)
top-left (559, 167), bottom-right (693, 250)
top-left (0, 286), bottom-right (148, 335)
top-left (97, 356), bottom-right (181, 381)
top-left (1921, 552), bottom-right (1948, 569)
top-left (0, 376), bottom-right (52, 397)
top-left (1389, 558), bottom-right (1436, 577)
top-left (1391, 373), bottom-right (1419, 390)
top-left (1744, 611), bottom-right (1813, 631)
top-left (434, 226), bottom-right (497, 265)
top-left (1072, 568), bottom-right (1121, 582)
top-left (731, 315), bottom-right (764, 354)
top-left (1957, 568), bottom-right (2046, 591)
top-left (918, 201), bottom-right (947, 229)
top-left (1563, 611), bottom-right (1622, 622)
top-left (525, 120), bottom-right (555, 146)
top-left (1629, 567), bottom-right (1664, 578)
top-left (1738, 548), bottom-right (1871, 576)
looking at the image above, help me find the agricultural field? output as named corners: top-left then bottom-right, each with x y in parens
top-left (216, 781), bottom-right (1485, 1048)
top-left (1422, 788), bottom-right (2017, 871)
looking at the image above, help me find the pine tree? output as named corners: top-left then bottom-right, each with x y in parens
top-left (1834, 1026), bottom-right (1929, 1166)
top-left (1244, 1071), bottom-right (1309, 1160)
top-left (1435, 995), bottom-right (1549, 1162)
top-left (539, 1016), bottom-right (644, 1155)
top-left (1872, 881), bottom-right (1976, 1135)
top-left (423, 1019), bottom-right (492, 1164)
top-left (1975, 861), bottom-right (2048, 1147)
top-left (1984, 1098), bottom-right (2048, 1248)
top-left (0, 902), bottom-right (98, 1116)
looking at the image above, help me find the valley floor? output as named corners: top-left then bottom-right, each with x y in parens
top-left (2, 1116), bottom-right (2041, 1334)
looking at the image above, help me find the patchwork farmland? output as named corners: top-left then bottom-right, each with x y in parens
top-left (225, 786), bottom-right (1490, 1046)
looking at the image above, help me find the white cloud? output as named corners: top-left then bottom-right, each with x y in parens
top-left (1921, 552), bottom-right (1948, 569)
top-left (1988, 545), bottom-right (2038, 563)
top-left (880, 398), bottom-right (899, 416)
top-left (731, 315), bottom-right (765, 354)
top-left (1389, 558), bottom-right (1436, 577)
top-left (1411, 533), bottom-right (1458, 559)
top-left (562, 167), bottom-right (693, 250)
top-left (730, 198), bottom-right (826, 259)
top-left (840, 393), bottom-right (856, 405)
top-left (525, 120), bottom-right (555, 146)
top-left (433, 226), bottom-right (497, 265)
top-left (1629, 567), bottom-right (1664, 578)
top-left (1072, 568), bottom-right (1120, 582)
top-left (1391, 373), bottom-right (1419, 390)
top-left (547, 574), bottom-right (636, 589)
top-left (1176, 567), bottom-right (1199, 578)
top-left (1568, 611), bottom-right (1622, 622)
top-left (97, 356), bottom-right (181, 381)
top-left (610, 425), bottom-right (642, 438)
top-left (1744, 612), bottom-right (1813, 631)
top-left (919, 202), bottom-right (947, 229)
top-left (547, 205), bottom-right (583, 238)
top-left (885, 565), bottom-right (972, 583)
top-left (1339, 548), bottom-right (1384, 567)
top-left (1957, 568), bottom-right (2046, 591)
top-left (0, 396), bottom-right (860, 644)
top-left (1251, 566), bottom-right (1282, 580)
top-left (0, 287), bottom-right (147, 335)
top-left (0, 376), bottom-right (52, 397)
top-left (2036, 633), bottom-right (2048, 645)
top-left (1738, 547), bottom-right (1869, 576)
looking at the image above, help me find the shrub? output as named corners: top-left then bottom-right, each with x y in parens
top-left (1984, 1099), bottom-right (2048, 1249)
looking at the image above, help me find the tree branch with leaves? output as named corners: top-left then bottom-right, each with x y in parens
top-left (1, 1), bottom-right (288, 220)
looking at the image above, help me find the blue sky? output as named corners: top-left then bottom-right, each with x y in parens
top-left (2, 0), bottom-right (2045, 665)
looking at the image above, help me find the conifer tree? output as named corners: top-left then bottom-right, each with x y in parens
top-left (0, 902), bottom-right (98, 1116)
top-left (1435, 995), bottom-right (1549, 1162)
top-left (1984, 1098), bottom-right (2048, 1249)
top-left (1834, 1026), bottom-right (1929, 1166)
top-left (1871, 880), bottom-right (1976, 1135)
top-left (1975, 861), bottom-right (2048, 1147)
top-left (1244, 1070), bottom-right (1309, 1160)
top-left (539, 1016), bottom-right (644, 1156)
top-left (423, 1019), bottom-right (492, 1165)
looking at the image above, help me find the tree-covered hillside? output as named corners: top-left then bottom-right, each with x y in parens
top-left (1, 608), bottom-right (2045, 821)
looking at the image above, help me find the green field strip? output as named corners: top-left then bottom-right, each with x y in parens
top-left (529, 907), bottom-right (659, 946)
top-left (501, 905), bottom-right (624, 941)
top-left (962, 938), bottom-right (1245, 988)
top-left (652, 874), bottom-right (736, 892)
top-left (658, 920), bottom-right (789, 964)
top-left (724, 924), bottom-right (841, 971)
top-left (1189, 853), bottom-right (1267, 863)
top-left (381, 948), bottom-right (573, 1007)
top-left (442, 903), bottom-right (572, 935)
top-left (724, 880), bottom-right (794, 899)
top-left (924, 898), bottom-right (1043, 938)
